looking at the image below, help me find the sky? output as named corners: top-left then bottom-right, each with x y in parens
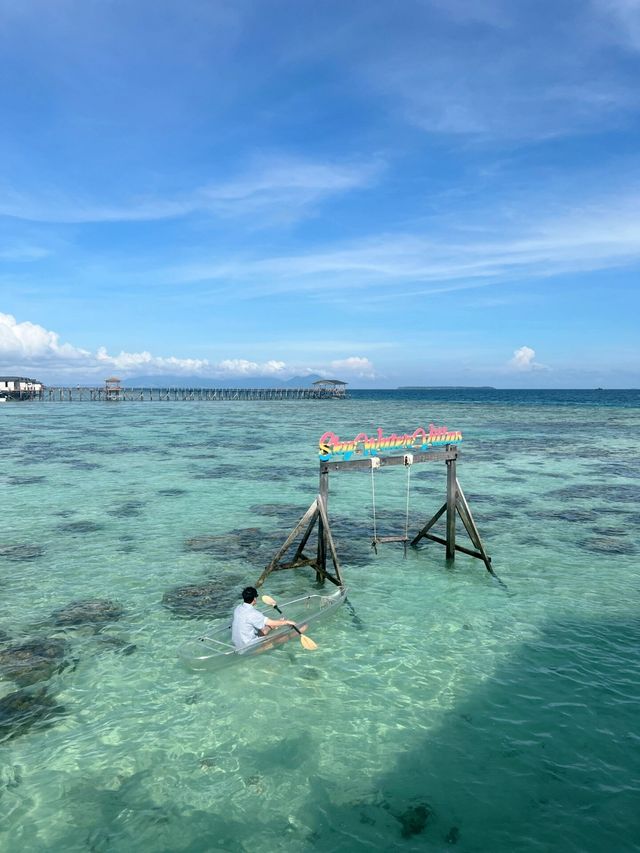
top-left (1, 0), bottom-right (639, 388)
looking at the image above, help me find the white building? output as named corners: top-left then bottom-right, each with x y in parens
top-left (0, 376), bottom-right (44, 399)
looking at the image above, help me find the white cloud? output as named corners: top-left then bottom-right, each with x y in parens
top-left (0, 312), bottom-right (90, 362)
top-left (203, 158), bottom-right (380, 220)
top-left (95, 346), bottom-right (210, 373)
top-left (0, 313), bottom-right (215, 376)
top-left (329, 356), bottom-right (376, 378)
top-left (159, 185), bottom-right (640, 299)
top-left (216, 358), bottom-right (287, 376)
top-left (0, 313), bottom-right (354, 381)
top-left (0, 313), bottom-right (381, 383)
top-left (509, 345), bottom-right (545, 371)
top-left (0, 157), bottom-right (379, 225)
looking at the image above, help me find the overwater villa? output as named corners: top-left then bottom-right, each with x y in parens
top-left (0, 376), bottom-right (44, 401)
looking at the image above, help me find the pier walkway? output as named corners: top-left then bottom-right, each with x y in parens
top-left (39, 385), bottom-right (347, 402)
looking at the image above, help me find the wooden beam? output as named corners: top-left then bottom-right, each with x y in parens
top-left (272, 556), bottom-right (317, 570)
top-left (411, 501), bottom-right (447, 546)
top-left (319, 446), bottom-right (456, 473)
top-left (421, 533), bottom-right (487, 561)
top-left (255, 499), bottom-right (318, 587)
top-left (293, 508), bottom-right (320, 562)
top-left (455, 497), bottom-right (482, 551)
top-left (455, 480), bottom-right (497, 579)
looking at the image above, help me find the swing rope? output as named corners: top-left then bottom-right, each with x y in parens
top-left (371, 462), bottom-right (378, 552)
top-left (370, 457), bottom-right (412, 555)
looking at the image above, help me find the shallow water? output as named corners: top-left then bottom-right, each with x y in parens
top-left (1, 392), bottom-right (639, 852)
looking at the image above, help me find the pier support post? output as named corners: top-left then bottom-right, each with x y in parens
top-left (446, 446), bottom-right (457, 559)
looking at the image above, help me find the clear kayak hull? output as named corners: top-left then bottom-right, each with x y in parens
top-left (178, 586), bottom-right (347, 671)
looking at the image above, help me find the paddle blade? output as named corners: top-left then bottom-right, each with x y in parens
top-left (261, 595), bottom-right (277, 607)
top-left (299, 634), bottom-right (318, 651)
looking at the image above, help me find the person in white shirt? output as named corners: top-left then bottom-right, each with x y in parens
top-left (231, 586), bottom-right (295, 649)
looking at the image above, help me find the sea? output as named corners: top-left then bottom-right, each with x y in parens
top-left (1, 388), bottom-right (639, 852)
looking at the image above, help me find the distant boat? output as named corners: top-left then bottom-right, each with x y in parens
top-left (596, 387), bottom-right (604, 391)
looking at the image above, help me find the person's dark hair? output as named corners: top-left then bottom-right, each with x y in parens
top-left (242, 586), bottom-right (258, 603)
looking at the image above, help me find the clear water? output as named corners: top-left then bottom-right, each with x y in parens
top-left (1, 391), bottom-right (639, 852)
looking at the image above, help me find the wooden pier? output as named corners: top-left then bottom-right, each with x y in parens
top-left (38, 385), bottom-right (347, 402)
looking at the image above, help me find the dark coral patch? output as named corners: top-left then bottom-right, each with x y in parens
top-left (249, 504), bottom-right (302, 519)
top-left (185, 535), bottom-right (232, 553)
top-left (8, 475), bottom-right (47, 486)
top-left (184, 529), bottom-right (276, 562)
top-left (550, 484), bottom-right (640, 504)
top-left (162, 577), bottom-right (245, 619)
top-left (0, 639), bottom-right (68, 686)
top-left (58, 520), bottom-right (105, 534)
top-left (445, 826), bottom-right (460, 844)
top-left (94, 636), bottom-right (137, 655)
top-left (107, 500), bottom-right (145, 518)
top-left (539, 509), bottom-right (599, 524)
top-left (582, 536), bottom-right (635, 555)
top-left (0, 544), bottom-right (44, 561)
top-left (0, 687), bottom-right (65, 742)
top-left (191, 464), bottom-right (237, 480)
top-left (396, 801), bottom-right (433, 839)
top-left (52, 599), bottom-right (124, 627)
top-left (65, 461), bottom-right (101, 471)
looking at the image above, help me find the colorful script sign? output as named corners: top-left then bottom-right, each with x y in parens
top-left (319, 425), bottom-right (463, 461)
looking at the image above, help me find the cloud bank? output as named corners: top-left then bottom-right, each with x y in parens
top-left (0, 313), bottom-right (373, 382)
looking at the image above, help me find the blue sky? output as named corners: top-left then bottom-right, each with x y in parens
top-left (1, 0), bottom-right (639, 387)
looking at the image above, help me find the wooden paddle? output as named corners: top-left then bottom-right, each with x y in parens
top-left (261, 595), bottom-right (318, 650)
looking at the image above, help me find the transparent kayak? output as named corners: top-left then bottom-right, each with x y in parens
top-left (178, 586), bottom-right (347, 671)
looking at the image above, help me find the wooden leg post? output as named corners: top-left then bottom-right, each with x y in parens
top-left (446, 447), bottom-right (457, 559)
top-left (317, 467), bottom-right (329, 583)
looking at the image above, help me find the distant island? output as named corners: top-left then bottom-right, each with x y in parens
top-left (397, 385), bottom-right (496, 390)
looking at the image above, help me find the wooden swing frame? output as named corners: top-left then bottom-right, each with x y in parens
top-left (256, 444), bottom-right (497, 588)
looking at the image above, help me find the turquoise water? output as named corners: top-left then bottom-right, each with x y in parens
top-left (1, 393), bottom-right (639, 852)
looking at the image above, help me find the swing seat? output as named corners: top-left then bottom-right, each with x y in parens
top-left (372, 535), bottom-right (410, 544)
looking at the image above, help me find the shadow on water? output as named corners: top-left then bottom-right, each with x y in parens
top-left (39, 613), bottom-right (640, 853)
top-left (297, 613), bottom-right (640, 852)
